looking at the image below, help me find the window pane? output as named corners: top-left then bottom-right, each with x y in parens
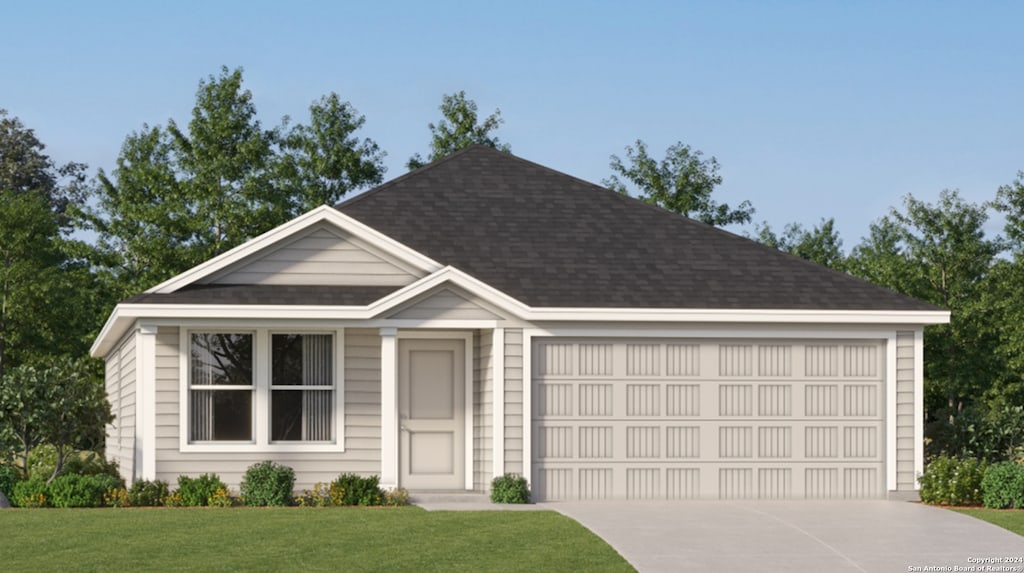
top-left (272, 390), bottom-right (332, 442)
top-left (191, 333), bottom-right (252, 386)
top-left (272, 334), bottom-right (332, 386)
top-left (190, 390), bottom-right (252, 441)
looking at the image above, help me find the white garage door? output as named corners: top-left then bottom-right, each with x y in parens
top-left (532, 339), bottom-right (886, 501)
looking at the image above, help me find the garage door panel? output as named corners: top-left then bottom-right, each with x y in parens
top-left (533, 338), bottom-right (887, 501)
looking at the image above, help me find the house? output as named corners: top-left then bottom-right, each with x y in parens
top-left (90, 145), bottom-right (948, 501)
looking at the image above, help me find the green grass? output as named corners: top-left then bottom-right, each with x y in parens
top-left (951, 508), bottom-right (1024, 537)
top-left (0, 507), bottom-right (635, 572)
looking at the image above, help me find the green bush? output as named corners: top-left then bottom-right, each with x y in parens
top-left (918, 455), bottom-right (987, 505)
top-left (330, 473), bottom-right (384, 506)
top-left (0, 464), bottom-right (21, 498)
top-left (982, 462), bottom-right (1024, 509)
top-left (177, 474), bottom-right (228, 507)
top-left (48, 474), bottom-right (124, 508)
top-left (240, 461), bottom-right (295, 506)
top-left (12, 479), bottom-right (49, 508)
top-left (490, 473), bottom-right (530, 504)
top-left (128, 479), bottom-right (170, 507)
top-left (26, 446), bottom-right (119, 481)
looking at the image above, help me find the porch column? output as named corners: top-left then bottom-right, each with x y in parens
top-left (136, 323), bottom-right (158, 481)
top-left (379, 328), bottom-right (399, 489)
top-left (491, 328), bottom-right (505, 478)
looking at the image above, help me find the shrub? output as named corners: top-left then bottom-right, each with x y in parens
top-left (297, 483), bottom-right (332, 507)
top-left (48, 473), bottom-right (124, 508)
top-left (104, 487), bottom-right (129, 508)
top-left (0, 464), bottom-right (21, 498)
top-left (491, 473), bottom-right (530, 504)
top-left (240, 461), bottom-right (295, 506)
top-left (27, 446), bottom-right (120, 481)
top-left (128, 479), bottom-right (170, 507)
top-left (209, 487), bottom-right (234, 508)
top-left (163, 491), bottom-right (184, 507)
top-left (12, 479), bottom-right (49, 508)
top-left (177, 474), bottom-right (227, 507)
top-left (330, 473), bottom-right (384, 506)
top-left (918, 455), bottom-right (986, 506)
top-left (982, 462), bottom-right (1024, 509)
top-left (384, 487), bottom-right (410, 506)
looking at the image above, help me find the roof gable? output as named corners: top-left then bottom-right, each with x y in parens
top-left (337, 146), bottom-right (939, 312)
top-left (201, 222), bottom-right (422, 287)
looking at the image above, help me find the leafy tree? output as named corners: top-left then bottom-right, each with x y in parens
top-left (849, 190), bottom-right (1003, 457)
top-left (407, 91), bottom-right (509, 170)
top-left (0, 360), bottom-right (110, 480)
top-left (274, 93), bottom-right (386, 211)
top-left (756, 218), bottom-right (846, 270)
top-left (604, 139), bottom-right (754, 226)
top-left (0, 111), bottom-right (99, 379)
top-left (91, 67), bottom-right (385, 296)
top-left (0, 109), bottom-right (87, 227)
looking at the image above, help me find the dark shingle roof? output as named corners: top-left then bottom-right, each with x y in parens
top-left (125, 285), bottom-right (398, 306)
top-left (337, 146), bottom-right (938, 311)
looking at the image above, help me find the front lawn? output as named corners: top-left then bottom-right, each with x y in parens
top-left (951, 508), bottom-right (1024, 537)
top-left (0, 507), bottom-right (634, 572)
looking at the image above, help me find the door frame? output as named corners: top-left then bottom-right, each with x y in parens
top-left (396, 331), bottom-right (474, 490)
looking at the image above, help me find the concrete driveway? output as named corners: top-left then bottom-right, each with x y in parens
top-left (546, 501), bottom-right (1024, 573)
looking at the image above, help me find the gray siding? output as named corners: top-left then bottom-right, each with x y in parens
top-left (105, 332), bottom-right (136, 482)
top-left (204, 224), bottom-right (421, 287)
top-left (895, 331), bottom-right (916, 491)
top-left (153, 327), bottom-right (383, 492)
top-left (504, 329), bottom-right (524, 474)
top-left (473, 330), bottom-right (494, 490)
top-left (390, 288), bottom-right (502, 320)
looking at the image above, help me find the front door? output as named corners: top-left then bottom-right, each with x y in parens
top-left (399, 338), bottom-right (465, 489)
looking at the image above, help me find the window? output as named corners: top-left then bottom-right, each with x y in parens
top-left (271, 334), bottom-right (333, 442)
top-left (189, 333), bottom-right (254, 441)
top-left (185, 330), bottom-right (340, 449)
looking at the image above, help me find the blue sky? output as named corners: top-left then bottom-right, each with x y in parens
top-left (4, 1), bottom-right (1022, 248)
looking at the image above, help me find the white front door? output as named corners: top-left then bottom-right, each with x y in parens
top-left (399, 338), bottom-right (465, 489)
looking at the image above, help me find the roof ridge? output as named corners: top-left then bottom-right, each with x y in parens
top-left (335, 145), bottom-right (494, 210)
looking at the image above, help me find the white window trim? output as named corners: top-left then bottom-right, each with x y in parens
top-left (179, 327), bottom-right (346, 453)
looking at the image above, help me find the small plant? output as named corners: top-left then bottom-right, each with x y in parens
top-left (919, 455), bottom-right (986, 506)
top-left (48, 474), bottom-right (124, 508)
top-left (104, 487), bottom-right (130, 508)
top-left (491, 473), bottom-right (530, 504)
top-left (298, 482), bottom-right (332, 507)
top-left (209, 487), bottom-right (234, 507)
top-left (177, 473), bottom-right (228, 507)
top-left (981, 461), bottom-right (1024, 509)
top-left (163, 491), bottom-right (184, 507)
top-left (330, 473), bottom-right (384, 506)
top-left (384, 487), bottom-right (410, 506)
top-left (240, 461), bottom-right (295, 506)
top-left (12, 479), bottom-right (48, 508)
top-left (128, 479), bottom-right (170, 507)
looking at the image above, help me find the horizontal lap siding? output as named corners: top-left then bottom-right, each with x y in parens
top-left (390, 289), bottom-right (501, 320)
top-left (895, 331), bottom-right (915, 491)
top-left (474, 331), bottom-right (494, 491)
top-left (105, 333), bottom-right (136, 482)
top-left (153, 327), bottom-right (383, 491)
top-left (206, 225), bottom-right (420, 286)
top-left (504, 329), bottom-right (524, 474)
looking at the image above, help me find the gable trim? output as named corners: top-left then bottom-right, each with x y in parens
top-left (146, 206), bottom-right (443, 294)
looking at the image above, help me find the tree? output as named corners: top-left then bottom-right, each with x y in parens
top-left (274, 93), bottom-right (386, 211)
top-left (407, 91), bottom-right (509, 170)
top-left (0, 111), bottom-right (98, 379)
top-left (756, 218), bottom-right (846, 270)
top-left (604, 140), bottom-right (754, 227)
top-left (848, 190), bottom-right (1003, 457)
top-left (0, 360), bottom-right (110, 480)
top-left (91, 67), bottom-right (385, 296)
top-left (0, 109), bottom-right (87, 227)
